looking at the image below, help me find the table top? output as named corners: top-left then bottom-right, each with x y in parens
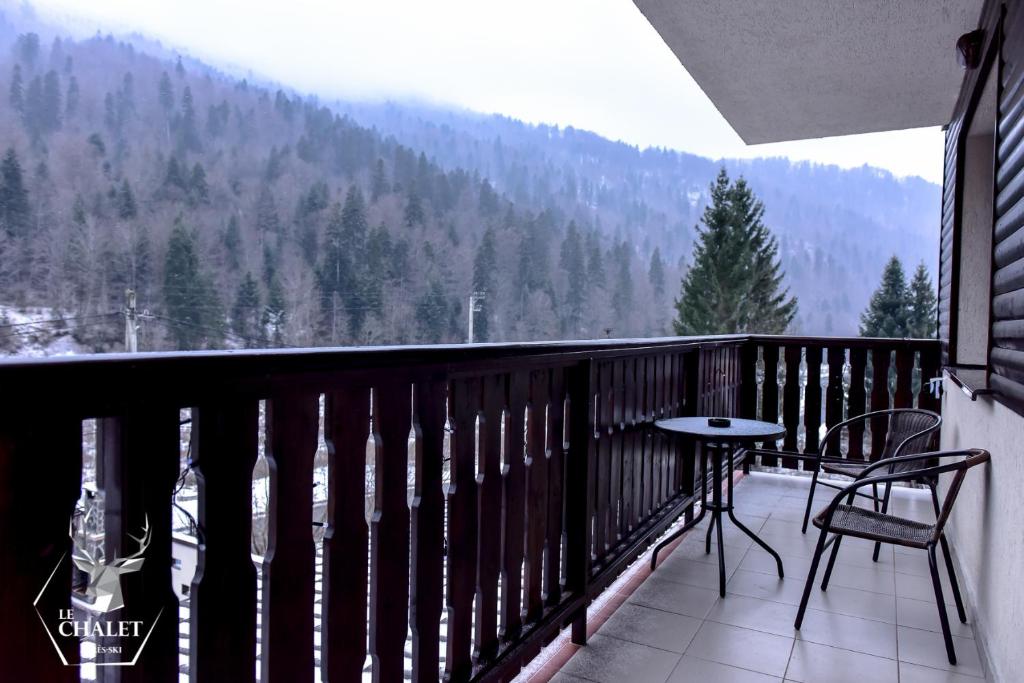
top-left (654, 416), bottom-right (786, 442)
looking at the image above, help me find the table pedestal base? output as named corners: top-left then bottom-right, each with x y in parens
top-left (650, 443), bottom-right (784, 597)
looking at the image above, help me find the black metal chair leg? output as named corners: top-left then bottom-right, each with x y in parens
top-left (821, 535), bottom-right (843, 590)
top-left (706, 514), bottom-right (716, 554)
top-left (795, 525), bottom-right (831, 629)
top-left (801, 469), bottom-right (820, 534)
top-left (938, 533), bottom-right (967, 623)
top-left (872, 482), bottom-right (879, 512)
top-left (872, 481), bottom-right (893, 563)
top-left (928, 544), bottom-right (957, 665)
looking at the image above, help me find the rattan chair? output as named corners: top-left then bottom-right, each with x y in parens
top-left (801, 409), bottom-right (941, 550)
top-left (794, 448), bottom-right (990, 665)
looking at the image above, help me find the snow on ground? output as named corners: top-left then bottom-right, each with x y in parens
top-left (0, 305), bottom-right (95, 357)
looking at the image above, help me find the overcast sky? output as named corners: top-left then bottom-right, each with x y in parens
top-left (21, 0), bottom-right (945, 183)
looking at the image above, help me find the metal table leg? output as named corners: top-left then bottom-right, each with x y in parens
top-left (724, 445), bottom-right (784, 578)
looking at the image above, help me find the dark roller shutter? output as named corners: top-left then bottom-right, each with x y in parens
top-left (992, 3), bottom-right (1024, 409)
top-left (939, 120), bottom-right (960, 366)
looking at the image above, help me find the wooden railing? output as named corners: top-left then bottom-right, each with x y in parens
top-left (0, 334), bottom-right (938, 683)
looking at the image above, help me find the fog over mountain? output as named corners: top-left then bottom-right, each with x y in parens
top-left (0, 9), bottom-right (939, 354)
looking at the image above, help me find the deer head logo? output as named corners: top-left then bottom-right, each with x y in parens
top-left (70, 514), bottom-right (151, 613)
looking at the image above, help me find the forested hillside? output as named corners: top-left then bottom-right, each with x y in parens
top-left (0, 13), bottom-right (940, 354)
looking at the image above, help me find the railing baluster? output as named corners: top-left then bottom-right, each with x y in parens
top-left (500, 371), bottom-right (527, 642)
top-left (261, 393), bottom-right (318, 683)
top-left (369, 382), bottom-right (413, 682)
top-left (567, 360), bottom-right (595, 646)
top-left (322, 386), bottom-right (371, 683)
top-left (847, 348), bottom-right (868, 460)
top-left (410, 381), bottom-right (446, 683)
top-left (870, 348), bottom-right (892, 460)
top-left (918, 345), bottom-right (942, 413)
top-left (524, 370), bottom-right (549, 621)
top-left (191, 400), bottom-right (259, 683)
top-left (0, 411), bottom-right (81, 683)
top-left (761, 344), bottom-right (780, 466)
top-left (894, 348), bottom-right (914, 409)
top-left (595, 362), bottom-right (612, 558)
top-left (621, 358), bottom-right (635, 533)
top-left (825, 347), bottom-right (845, 457)
top-left (782, 345), bottom-right (802, 468)
top-left (803, 346), bottom-right (823, 456)
top-left (546, 368), bottom-right (567, 605)
top-left (610, 360), bottom-right (624, 541)
top-left (99, 408), bottom-right (180, 683)
top-left (446, 378), bottom-right (479, 681)
top-left (475, 375), bottom-right (503, 661)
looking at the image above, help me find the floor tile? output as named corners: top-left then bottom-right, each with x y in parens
top-left (896, 597), bottom-right (973, 639)
top-left (560, 634), bottom-right (680, 683)
top-left (656, 556), bottom-right (737, 591)
top-left (726, 569), bottom-right (807, 606)
top-left (897, 626), bottom-right (985, 678)
top-left (705, 593), bottom-right (797, 637)
top-left (668, 654), bottom-right (782, 683)
top-left (807, 583), bottom-right (897, 623)
top-left (628, 575), bottom-right (721, 619)
top-left (684, 621), bottom-right (793, 677)
top-left (785, 640), bottom-right (898, 683)
top-left (822, 558), bottom-right (895, 595)
top-left (897, 661), bottom-right (986, 682)
top-left (548, 674), bottom-right (592, 683)
top-left (597, 603), bottom-right (702, 653)
top-left (740, 550), bottom-right (812, 578)
top-left (666, 537), bottom-right (745, 572)
top-left (796, 608), bottom-right (897, 658)
top-left (896, 571), bottom-right (959, 607)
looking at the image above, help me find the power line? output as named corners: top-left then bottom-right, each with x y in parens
top-left (0, 312), bottom-right (120, 330)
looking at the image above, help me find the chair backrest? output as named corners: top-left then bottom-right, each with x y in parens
top-left (880, 409), bottom-right (941, 471)
top-left (933, 449), bottom-right (991, 539)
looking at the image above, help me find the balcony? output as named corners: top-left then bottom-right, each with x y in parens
top-left (0, 334), bottom-right (947, 682)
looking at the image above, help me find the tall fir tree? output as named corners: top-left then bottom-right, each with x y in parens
top-left (178, 86), bottom-right (202, 153)
top-left (117, 179), bottom-right (137, 220)
top-left (908, 262), bottom-right (938, 339)
top-left (415, 279), bottom-right (449, 342)
top-left (860, 255), bottom-right (910, 337)
top-left (559, 220), bottom-right (587, 336)
top-left (649, 247), bottom-right (666, 300)
top-left (41, 69), bottom-right (61, 132)
top-left (0, 148), bottom-right (31, 238)
top-left (262, 277), bottom-right (286, 347)
top-left (673, 169), bottom-right (797, 335)
top-left (473, 227), bottom-right (498, 341)
top-left (223, 214), bottom-right (242, 271)
top-left (163, 218), bottom-right (222, 349)
top-left (231, 271), bottom-right (261, 346)
top-left (9, 64), bottom-right (23, 113)
top-left (371, 158), bottom-right (389, 202)
top-left (65, 75), bottom-right (78, 118)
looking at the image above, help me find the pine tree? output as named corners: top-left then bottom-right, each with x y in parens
top-left (586, 229), bottom-right (606, 289)
top-left (317, 202), bottom-right (349, 342)
top-left (117, 179), bottom-right (137, 220)
top-left (9, 65), bottom-right (23, 113)
top-left (559, 221), bottom-right (586, 336)
top-left (163, 218), bottom-right (222, 349)
top-left (158, 71), bottom-right (174, 113)
top-left (673, 169), bottom-right (797, 335)
top-left (860, 256), bottom-right (910, 338)
top-left (262, 277), bottom-right (286, 346)
top-left (255, 186), bottom-right (280, 234)
top-left (371, 158), bottom-right (389, 202)
top-left (473, 227), bottom-right (498, 341)
top-left (223, 215), bottom-right (242, 271)
top-left (415, 280), bottom-right (449, 342)
top-left (340, 186), bottom-right (370, 337)
top-left (22, 76), bottom-right (42, 138)
top-left (41, 70), bottom-right (61, 132)
top-left (611, 241), bottom-right (634, 326)
top-left (404, 185), bottom-right (425, 227)
top-left (908, 263), bottom-right (938, 339)
top-left (649, 247), bottom-right (666, 300)
top-left (65, 75), bottom-right (78, 118)
top-left (188, 163), bottom-right (209, 206)
top-left (178, 86), bottom-right (202, 153)
top-left (0, 148), bottom-right (32, 238)
top-left (232, 271), bottom-right (261, 346)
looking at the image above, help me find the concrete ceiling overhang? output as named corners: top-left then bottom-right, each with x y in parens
top-left (634, 1), bottom-right (983, 143)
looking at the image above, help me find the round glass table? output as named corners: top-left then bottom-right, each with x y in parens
top-left (651, 417), bottom-right (786, 596)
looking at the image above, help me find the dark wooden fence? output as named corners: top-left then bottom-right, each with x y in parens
top-left (0, 335), bottom-right (938, 683)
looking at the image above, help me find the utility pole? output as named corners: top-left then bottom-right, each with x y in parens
top-left (467, 291), bottom-right (486, 343)
top-left (124, 288), bottom-right (138, 352)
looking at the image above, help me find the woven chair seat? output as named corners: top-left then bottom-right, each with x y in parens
top-left (813, 504), bottom-right (934, 548)
top-left (821, 462), bottom-right (868, 478)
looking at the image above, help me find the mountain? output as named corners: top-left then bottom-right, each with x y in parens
top-left (0, 11), bottom-right (939, 354)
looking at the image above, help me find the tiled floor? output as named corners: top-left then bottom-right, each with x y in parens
top-left (557, 472), bottom-right (988, 683)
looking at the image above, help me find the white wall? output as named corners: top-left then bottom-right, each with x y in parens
top-left (939, 380), bottom-right (1024, 682)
